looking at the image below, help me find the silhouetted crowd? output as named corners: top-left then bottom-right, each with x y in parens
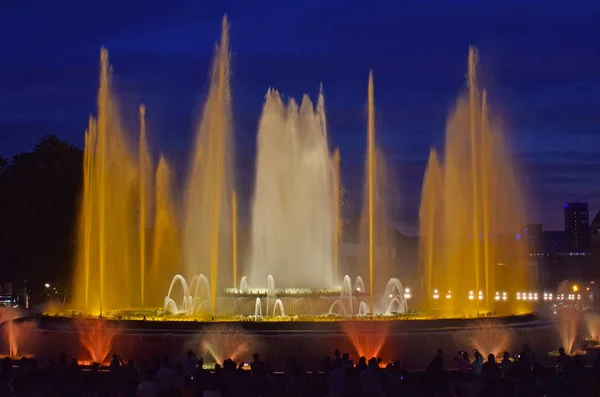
top-left (1, 345), bottom-right (600, 397)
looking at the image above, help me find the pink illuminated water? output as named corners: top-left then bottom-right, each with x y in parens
top-left (77, 319), bottom-right (118, 365)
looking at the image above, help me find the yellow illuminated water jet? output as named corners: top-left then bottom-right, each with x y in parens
top-left (333, 149), bottom-right (341, 283)
top-left (138, 104), bottom-right (151, 307)
top-left (232, 191), bottom-right (237, 289)
top-left (183, 16), bottom-right (232, 317)
top-left (419, 47), bottom-right (533, 316)
top-left (368, 71), bottom-right (375, 314)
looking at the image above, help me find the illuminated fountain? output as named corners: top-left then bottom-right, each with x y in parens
top-left (453, 320), bottom-right (515, 358)
top-left (584, 311), bottom-right (600, 342)
top-left (0, 308), bottom-right (17, 357)
top-left (77, 319), bottom-right (118, 365)
top-left (556, 309), bottom-right (581, 355)
top-left (343, 322), bottom-right (390, 360)
top-left (197, 324), bottom-right (259, 367)
top-left (249, 87), bottom-right (334, 289)
top-left (419, 47), bottom-right (532, 317)
top-left (65, 15), bottom-right (542, 322)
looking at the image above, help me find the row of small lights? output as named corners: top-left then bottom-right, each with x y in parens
top-left (516, 292), bottom-right (539, 301)
top-left (428, 290), bottom-right (584, 302)
top-left (553, 293), bottom-right (581, 301)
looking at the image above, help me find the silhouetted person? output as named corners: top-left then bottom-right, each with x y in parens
top-left (454, 351), bottom-right (470, 382)
top-left (480, 353), bottom-right (501, 396)
top-left (500, 352), bottom-right (512, 379)
top-left (180, 374), bottom-right (194, 397)
top-left (250, 353), bottom-right (265, 378)
top-left (183, 350), bottom-right (197, 377)
top-left (523, 344), bottom-right (535, 370)
top-left (124, 359), bottom-right (139, 396)
top-left (557, 347), bottom-right (571, 370)
top-left (342, 352), bottom-right (354, 369)
top-left (157, 355), bottom-right (174, 393)
top-left (427, 349), bottom-right (446, 396)
top-left (359, 357), bottom-right (382, 397)
top-left (137, 368), bottom-right (158, 397)
top-left (309, 370), bottom-right (323, 397)
top-left (0, 357), bottom-right (14, 397)
top-left (64, 358), bottom-right (82, 397)
top-left (328, 359), bottom-right (345, 397)
top-left (472, 350), bottom-right (483, 377)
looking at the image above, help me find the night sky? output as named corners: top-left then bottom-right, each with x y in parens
top-left (1, 1), bottom-right (599, 235)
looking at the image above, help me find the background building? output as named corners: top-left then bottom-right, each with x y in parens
top-left (564, 202), bottom-right (591, 253)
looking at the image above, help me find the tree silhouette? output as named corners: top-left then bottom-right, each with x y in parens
top-left (0, 155), bottom-right (7, 174)
top-left (0, 134), bottom-right (82, 294)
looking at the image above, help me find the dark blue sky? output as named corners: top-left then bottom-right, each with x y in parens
top-left (1, 0), bottom-right (599, 234)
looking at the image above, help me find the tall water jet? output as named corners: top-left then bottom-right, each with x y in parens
top-left (333, 149), bottom-right (341, 283)
top-left (151, 156), bottom-right (180, 306)
top-left (419, 47), bottom-right (532, 316)
top-left (358, 71), bottom-right (398, 313)
top-left (249, 87), bottom-right (334, 288)
top-left (73, 48), bottom-right (140, 313)
top-left (368, 71), bottom-right (374, 314)
top-left (138, 104), bottom-right (152, 307)
top-left (232, 191), bottom-right (238, 289)
top-left (183, 16), bottom-right (233, 317)
top-left (419, 149), bottom-right (442, 309)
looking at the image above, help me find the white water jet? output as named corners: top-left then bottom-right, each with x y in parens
top-left (355, 276), bottom-right (365, 293)
top-left (341, 275), bottom-right (353, 315)
top-left (249, 89), bottom-right (334, 288)
top-left (272, 299), bottom-right (286, 317)
top-left (254, 297), bottom-right (262, 320)
top-left (381, 278), bottom-right (408, 314)
top-left (328, 300), bottom-right (347, 316)
top-left (358, 301), bottom-right (369, 316)
top-left (164, 274), bottom-right (211, 315)
top-left (385, 297), bottom-right (407, 315)
top-left (266, 275), bottom-right (277, 315)
top-left (240, 276), bottom-right (249, 293)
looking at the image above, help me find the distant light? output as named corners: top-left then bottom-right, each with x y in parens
top-left (388, 294), bottom-right (393, 299)
top-left (44, 283), bottom-right (50, 288)
top-left (565, 203), bottom-right (569, 208)
top-left (516, 233), bottom-right (521, 240)
top-left (405, 288), bottom-right (410, 293)
top-left (356, 288), bottom-right (361, 292)
top-left (573, 285), bottom-right (579, 292)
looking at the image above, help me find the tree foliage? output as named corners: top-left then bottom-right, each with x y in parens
top-left (0, 134), bottom-right (82, 291)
